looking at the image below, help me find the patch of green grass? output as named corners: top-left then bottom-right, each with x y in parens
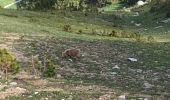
top-left (99, 2), bottom-right (124, 12)
top-left (0, 8), bottom-right (169, 42)
top-left (0, 0), bottom-right (17, 9)
top-left (0, 9), bottom-right (115, 38)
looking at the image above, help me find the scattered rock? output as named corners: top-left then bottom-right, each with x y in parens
top-left (118, 95), bottom-right (126, 100)
top-left (135, 23), bottom-right (141, 27)
top-left (153, 76), bottom-right (159, 81)
top-left (137, 0), bottom-right (145, 6)
top-left (160, 18), bottom-right (170, 23)
top-left (128, 58), bottom-right (138, 62)
top-left (105, 60), bottom-right (109, 63)
top-left (110, 72), bottom-right (117, 75)
top-left (56, 74), bottom-right (62, 78)
top-left (10, 82), bottom-right (17, 87)
top-left (129, 68), bottom-right (136, 73)
top-left (143, 81), bottom-right (153, 89)
top-left (154, 26), bottom-right (163, 29)
top-left (167, 74), bottom-right (170, 78)
top-left (68, 59), bottom-right (73, 62)
top-left (131, 20), bottom-right (134, 23)
top-left (112, 65), bottom-right (120, 69)
top-left (133, 12), bottom-right (139, 17)
top-left (45, 97), bottom-right (48, 100)
top-left (144, 98), bottom-right (148, 100)
top-left (140, 75), bottom-right (145, 80)
top-left (136, 69), bottom-right (142, 73)
top-left (28, 95), bottom-right (33, 98)
top-left (34, 91), bottom-right (39, 95)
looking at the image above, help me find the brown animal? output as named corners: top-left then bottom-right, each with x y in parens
top-left (62, 48), bottom-right (80, 57)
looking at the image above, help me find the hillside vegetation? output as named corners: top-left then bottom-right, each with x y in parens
top-left (0, 0), bottom-right (169, 100)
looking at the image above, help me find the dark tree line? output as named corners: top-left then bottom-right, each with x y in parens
top-left (17, 0), bottom-right (113, 11)
top-left (17, 0), bottom-right (149, 11)
top-left (150, 0), bottom-right (170, 13)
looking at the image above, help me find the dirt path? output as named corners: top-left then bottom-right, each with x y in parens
top-left (0, 33), bottom-right (28, 62)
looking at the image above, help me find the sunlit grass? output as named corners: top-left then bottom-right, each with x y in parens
top-left (0, 0), bottom-right (17, 9)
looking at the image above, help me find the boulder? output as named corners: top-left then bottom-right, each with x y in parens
top-left (118, 95), bottom-right (126, 100)
top-left (137, 0), bottom-right (145, 6)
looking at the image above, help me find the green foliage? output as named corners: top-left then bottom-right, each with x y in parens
top-left (17, 0), bottom-right (112, 11)
top-left (77, 29), bottom-right (83, 34)
top-left (134, 33), bottom-right (142, 42)
top-left (108, 30), bottom-right (142, 39)
top-left (63, 24), bottom-right (72, 32)
top-left (18, 0), bottom-right (80, 10)
top-left (0, 48), bottom-right (18, 73)
top-left (43, 58), bottom-right (56, 77)
top-left (166, 12), bottom-right (170, 18)
top-left (121, 31), bottom-right (130, 38)
top-left (18, 0), bottom-right (56, 10)
top-left (108, 30), bottom-right (119, 37)
top-left (32, 57), bottom-right (41, 70)
top-left (31, 55), bottom-right (56, 77)
top-left (91, 29), bottom-right (97, 35)
top-left (147, 35), bottom-right (155, 43)
top-left (150, 0), bottom-right (170, 13)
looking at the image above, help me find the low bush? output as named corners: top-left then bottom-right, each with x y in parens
top-left (63, 24), bottom-right (72, 32)
top-left (31, 56), bottom-right (56, 77)
top-left (129, 32), bottom-right (143, 42)
top-left (121, 31), bottom-right (131, 38)
top-left (150, 0), bottom-right (170, 13)
top-left (147, 35), bottom-right (155, 43)
top-left (0, 48), bottom-right (18, 73)
top-left (166, 12), bottom-right (170, 18)
top-left (91, 29), bottom-right (97, 35)
top-left (108, 30), bottom-right (119, 37)
top-left (43, 58), bottom-right (56, 77)
top-left (77, 29), bottom-right (83, 34)
top-left (18, 0), bottom-right (56, 10)
top-left (134, 33), bottom-right (142, 42)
